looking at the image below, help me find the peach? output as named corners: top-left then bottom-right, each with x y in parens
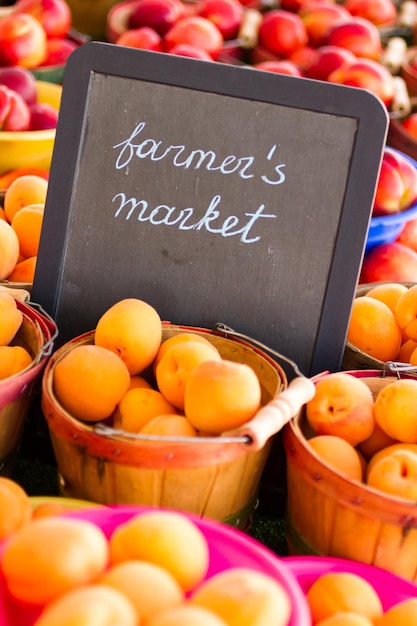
top-left (360, 243), bottom-right (417, 284)
top-left (325, 16), bottom-right (382, 61)
top-left (394, 284), bottom-right (417, 341)
top-left (367, 448), bottom-right (417, 499)
top-left (258, 9), bottom-right (308, 57)
top-left (0, 220), bottom-right (20, 281)
top-left (299, 1), bottom-right (351, 48)
top-left (0, 66), bottom-right (37, 105)
top-left (384, 148), bottom-right (417, 210)
top-left (128, 0), bottom-right (185, 36)
top-left (396, 217), bottom-right (417, 252)
top-left (253, 60), bottom-right (303, 76)
top-left (14, 0), bottom-right (72, 39)
top-left (0, 13), bottom-right (47, 69)
top-left (198, 0), bottom-right (243, 40)
top-left (373, 154), bottom-right (407, 216)
top-left (328, 57), bottom-right (395, 107)
top-left (373, 378), bottom-right (417, 442)
top-left (305, 372), bottom-right (375, 446)
top-left (288, 44), bottom-right (319, 73)
top-left (116, 26), bottom-right (163, 50)
top-left (305, 45), bottom-right (356, 81)
top-left (169, 43), bottom-right (213, 59)
top-left (29, 102), bottom-right (59, 130)
top-left (163, 15), bottom-right (224, 59)
top-left (402, 113), bottom-right (417, 140)
top-left (39, 37), bottom-right (78, 67)
top-left (343, 0), bottom-right (397, 26)
top-left (0, 85), bottom-right (31, 131)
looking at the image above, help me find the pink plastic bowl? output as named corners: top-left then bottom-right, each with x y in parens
top-left (0, 505), bottom-right (311, 626)
top-left (284, 555), bottom-right (417, 612)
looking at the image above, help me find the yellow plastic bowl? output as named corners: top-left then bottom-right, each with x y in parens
top-left (0, 80), bottom-right (62, 175)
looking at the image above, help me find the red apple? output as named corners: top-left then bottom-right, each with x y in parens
top-left (253, 60), bottom-right (303, 76)
top-left (116, 26), bottom-right (163, 51)
top-left (360, 242), bottom-right (417, 283)
top-left (373, 155), bottom-right (406, 216)
top-left (128, 0), bottom-right (185, 36)
top-left (327, 58), bottom-right (395, 108)
top-left (299, 1), bottom-right (351, 48)
top-left (396, 217), bottom-right (417, 252)
top-left (0, 13), bottom-right (47, 69)
top-left (168, 43), bottom-right (213, 60)
top-left (258, 9), bottom-right (308, 58)
top-left (401, 113), bottom-right (417, 140)
top-left (29, 101), bottom-right (59, 129)
top-left (163, 16), bottom-right (224, 59)
top-left (344, 0), bottom-right (397, 26)
top-left (325, 16), bottom-right (382, 61)
top-left (304, 44), bottom-right (356, 81)
top-left (0, 84), bottom-right (31, 130)
top-left (0, 66), bottom-right (37, 104)
top-left (383, 148), bottom-right (417, 211)
top-left (198, 0), bottom-right (243, 40)
top-left (14, 0), bottom-right (72, 39)
top-left (39, 36), bottom-right (78, 66)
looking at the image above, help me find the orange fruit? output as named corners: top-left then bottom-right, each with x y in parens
top-left (146, 604), bottom-right (229, 626)
top-left (11, 203), bottom-right (44, 258)
top-left (365, 282), bottom-right (408, 314)
top-left (140, 414), bottom-right (198, 437)
top-left (32, 584), bottom-right (137, 626)
top-left (52, 344), bottom-right (131, 422)
top-left (0, 219), bottom-right (20, 280)
top-left (306, 572), bottom-right (383, 623)
top-left (0, 517), bottom-right (109, 605)
top-left (99, 560), bottom-right (184, 621)
top-left (155, 340), bottom-right (222, 410)
top-left (374, 597), bottom-right (417, 626)
top-left (0, 477), bottom-right (32, 541)
top-left (0, 292), bottom-right (23, 346)
top-left (94, 298), bottom-right (162, 375)
top-left (0, 345), bottom-right (32, 379)
top-left (305, 373), bottom-right (375, 446)
top-left (184, 359), bottom-right (262, 434)
top-left (109, 510), bottom-right (209, 592)
top-left (3, 174), bottom-right (48, 223)
top-left (6, 255), bottom-right (37, 283)
top-left (347, 296), bottom-right (402, 362)
top-left (190, 567), bottom-right (292, 626)
top-left (373, 378), bottom-right (417, 442)
top-left (112, 387), bottom-right (178, 433)
top-left (395, 285), bottom-right (417, 342)
top-left (307, 435), bottom-right (364, 481)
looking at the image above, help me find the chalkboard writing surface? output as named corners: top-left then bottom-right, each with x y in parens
top-left (32, 41), bottom-right (389, 377)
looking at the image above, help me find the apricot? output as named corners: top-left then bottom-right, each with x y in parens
top-left (305, 373), bottom-right (375, 446)
top-left (373, 379), bottom-right (417, 442)
top-left (184, 359), bottom-right (262, 434)
top-left (154, 331), bottom-right (215, 371)
top-left (0, 291), bottom-right (23, 346)
top-left (347, 296), bottom-right (402, 362)
top-left (11, 202), bottom-right (44, 258)
top-left (396, 339), bottom-right (417, 363)
top-left (190, 567), bottom-right (292, 626)
top-left (146, 604), bottom-right (229, 626)
top-left (366, 282), bottom-right (408, 314)
top-left (308, 435), bottom-right (364, 481)
top-left (33, 584), bottom-right (137, 626)
top-left (155, 340), bottom-right (222, 410)
top-left (374, 597), bottom-right (417, 626)
top-left (395, 285), bottom-right (417, 342)
top-left (366, 448), bottom-right (417, 500)
top-left (94, 297), bottom-right (162, 375)
top-left (0, 517), bottom-right (109, 605)
top-left (306, 572), bottom-right (383, 623)
top-left (52, 344), bottom-right (131, 422)
top-left (0, 345), bottom-right (32, 379)
top-left (112, 387), bottom-right (178, 432)
top-left (128, 373), bottom-right (153, 390)
top-left (317, 614), bottom-right (374, 626)
top-left (366, 443), bottom-right (417, 475)
top-left (0, 477), bottom-right (32, 541)
top-left (6, 255), bottom-right (37, 283)
top-left (358, 421), bottom-right (398, 461)
top-left (3, 174), bottom-right (48, 223)
top-left (109, 510), bottom-right (209, 592)
top-left (139, 413), bottom-right (198, 437)
top-left (99, 560), bottom-right (184, 621)
top-left (0, 219), bottom-right (20, 280)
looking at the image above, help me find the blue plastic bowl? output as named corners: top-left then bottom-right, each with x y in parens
top-left (366, 149), bottom-right (417, 252)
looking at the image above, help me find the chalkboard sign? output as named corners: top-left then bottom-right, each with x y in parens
top-left (32, 41), bottom-right (389, 377)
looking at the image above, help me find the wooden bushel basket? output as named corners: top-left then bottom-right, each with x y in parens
top-left (283, 369), bottom-right (417, 583)
top-left (41, 323), bottom-right (315, 529)
top-left (0, 300), bottom-right (57, 476)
